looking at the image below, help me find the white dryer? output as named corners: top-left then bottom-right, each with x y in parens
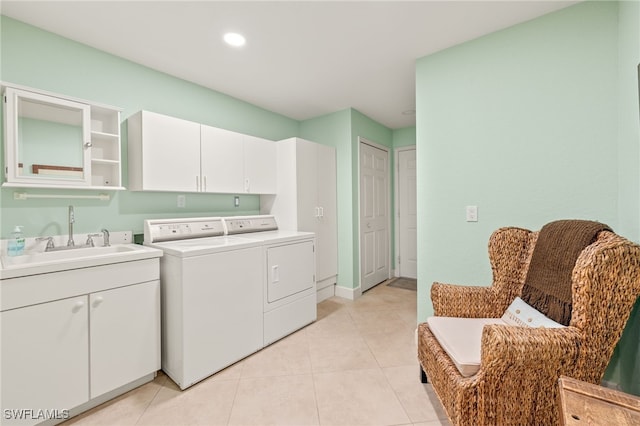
top-left (144, 217), bottom-right (263, 390)
top-left (224, 215), bottom-right (317, 345)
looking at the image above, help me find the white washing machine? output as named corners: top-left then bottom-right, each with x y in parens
top-left (144, 217), bottom-right (264, 390)
top-left (224, 215), bottom-right (317, 345)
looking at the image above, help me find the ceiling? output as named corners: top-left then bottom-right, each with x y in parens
top-left (1, 1), bottom-right (579, 129)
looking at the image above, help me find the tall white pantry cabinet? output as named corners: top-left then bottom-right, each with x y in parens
top-left (261, 137), bottom-right (338, 301)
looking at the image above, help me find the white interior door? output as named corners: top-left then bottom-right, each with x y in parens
top-left (360, 140), bottom-right (390, 292)
top-left (398, 148), bottom-right (417, 279)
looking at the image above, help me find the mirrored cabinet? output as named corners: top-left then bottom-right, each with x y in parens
top-left (2, 84), bottom-right (124, 190)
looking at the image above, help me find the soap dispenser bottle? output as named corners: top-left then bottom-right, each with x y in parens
top-left (7, 225), bottom-right (25, 257)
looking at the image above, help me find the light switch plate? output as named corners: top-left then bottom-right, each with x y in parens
top-left (466, 205), bottom-right (478, 222)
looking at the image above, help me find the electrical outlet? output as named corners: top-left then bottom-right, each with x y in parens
top-left (234, 196), bottom-right (240, 207)
top-left (177, 195), bottom-right (186, 208)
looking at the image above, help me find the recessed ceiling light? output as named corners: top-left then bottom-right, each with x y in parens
top-left (224, 32), bottom-right (246, 47)
top-left (402, 109), bottom-right (416, 116)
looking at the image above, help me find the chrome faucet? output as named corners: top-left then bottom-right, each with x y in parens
top-left (67, 205), bottom-right (75, 247)
top-left (36, 236), bottom-right (55, 251)
top-left (101, 228), bottom-right (110, 247)
top-left (86, 233), bottom-right (101, 247)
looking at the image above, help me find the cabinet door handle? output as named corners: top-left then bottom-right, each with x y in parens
top-left (72, 300), bottom-right (85, 313)
top-left (196, 176), bottom-right (200, 192)
top-left (203, 175), bottom-right (207, 192)
top-left (319, 207), bottom-right (324, 218)
top-left (92, 296), bottom-right (104, 308)
top-left (315, 207), bottom-right (320, 219)
top-left (244, 178), bottom-right (250, 193)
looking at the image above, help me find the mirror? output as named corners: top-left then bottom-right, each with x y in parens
top-left (4, 87), bottom-right (91, 185)
top-left (18, 97), bottom-right (85, 180)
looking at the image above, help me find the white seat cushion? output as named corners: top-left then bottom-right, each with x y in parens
top-left (427, 299), bottom-right (566, 377)
top-left (426, 317), bottom-right (504, 377)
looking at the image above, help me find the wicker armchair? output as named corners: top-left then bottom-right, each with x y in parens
top-left (417, 226), bottom-right (640, 425)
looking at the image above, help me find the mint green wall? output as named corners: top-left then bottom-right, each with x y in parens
top-left (605, 0), bottom-right (640, 394)
top-left (416, 1), bottom-right (640, 394)
top-left (0, 16), bottom-right (299, 238)
top-left (392, 126), bottom-right (416, 149)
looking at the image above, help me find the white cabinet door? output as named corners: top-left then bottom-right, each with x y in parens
top-left (243, 135), bottom-right (277, 194)
top-left (293, 139), bottom-right (337, 283)
top-left (316, 143), bottom-right (338, 283)
top-left (263, 137), bottom-right (338, 286)
top-left (89, 281), bottom-right (160, 398)
top-left (295, 139), bottom-right (319, 233)
top-left (200, 125), bottom-right (244, 193)
top-left (1, 297), bottom-right (89, 425)
top-left (136, 111), bottom-right (201, 192)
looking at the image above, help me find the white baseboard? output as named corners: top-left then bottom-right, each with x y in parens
top-left (335, 285), bottom-right (362, 301)
top-left (316, 284), bottom-right (335, 302)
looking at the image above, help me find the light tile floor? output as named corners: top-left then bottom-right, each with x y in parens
top-left (64, 281), bottom-right (451, 426)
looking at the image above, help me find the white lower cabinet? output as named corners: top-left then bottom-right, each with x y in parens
top-left (89, 281), bottom-right (160, 399)
top-left (1, 297), bottom-right (90, 424)
top-left (0, 259), bottom-right (161, 426)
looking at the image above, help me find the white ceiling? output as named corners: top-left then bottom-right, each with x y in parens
top-left (1, 1), bottom-right (579, 129)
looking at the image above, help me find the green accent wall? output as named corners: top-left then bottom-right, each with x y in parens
top-left (416, 1), bottom-right (640, 394)
top-left (606, 0), bottom-right (640, 395)
top-left (392, 126), bottom-right (416, 149)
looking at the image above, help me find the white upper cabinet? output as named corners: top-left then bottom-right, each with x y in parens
top-left (243, 134), bottom-right (277, 194)
top-left (128, 111), bottom-right (201, 192)
top-left (128, 111), bottom-right (277, 194)
top-left (200, 124), bottom-right (244, 193)
top-left (2, 84), bottom-right (124, 190)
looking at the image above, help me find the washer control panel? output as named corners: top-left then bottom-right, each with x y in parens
top-left (144, 217), bottom-right (225, 243)
top-left (225, 215), bottom-right (278, 235)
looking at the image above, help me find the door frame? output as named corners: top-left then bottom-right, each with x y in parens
top-left (394, 145), bottom-right (417, 279)
top-left (357, 137), bottom-right (392, 294)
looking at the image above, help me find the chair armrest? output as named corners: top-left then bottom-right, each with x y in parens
top-left (480, 324), bottom-right (581, 373)
top-left (473, 325), bottom-right (582, 423)
top-left (431, 282), bottom-right (502, 317)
